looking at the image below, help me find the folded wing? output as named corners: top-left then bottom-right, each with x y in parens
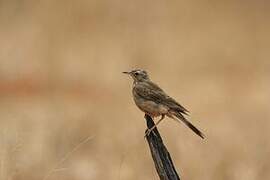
top-left (133, 81), bottom-right (189, 115)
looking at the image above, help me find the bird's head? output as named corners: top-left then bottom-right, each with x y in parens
top-left (123, 69), bottom-right (149, 82)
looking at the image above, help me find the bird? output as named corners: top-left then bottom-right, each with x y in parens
top-left (123, 69), bottom-right (205, 139)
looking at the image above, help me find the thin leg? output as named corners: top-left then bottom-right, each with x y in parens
top-left (145, 114), bottom-right (165, 137)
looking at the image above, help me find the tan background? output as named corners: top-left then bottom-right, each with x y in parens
top-left (0, 0), bottom-right (270, 180)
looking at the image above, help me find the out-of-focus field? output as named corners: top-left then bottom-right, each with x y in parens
top-left (0, 1), bottom-right (270, 180)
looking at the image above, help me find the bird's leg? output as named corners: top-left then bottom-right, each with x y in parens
top-left (145, 114), bottom-right (165, 137)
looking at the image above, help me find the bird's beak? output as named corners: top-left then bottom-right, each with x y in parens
top-left (122, 71), bottom-right (130, 75)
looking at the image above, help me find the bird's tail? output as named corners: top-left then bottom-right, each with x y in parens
top-left (172, 112), bottom-right (205, 139)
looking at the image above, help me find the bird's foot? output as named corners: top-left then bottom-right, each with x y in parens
top-left (144, 128), bottom-right (154, 138)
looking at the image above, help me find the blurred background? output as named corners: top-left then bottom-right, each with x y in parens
top-left (0, 0), bottom-right (269, 180)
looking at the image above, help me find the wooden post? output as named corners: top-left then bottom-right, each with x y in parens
top-left (145, 114), bottom-right (180, 180)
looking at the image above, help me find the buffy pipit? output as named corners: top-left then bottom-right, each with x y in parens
top-left (123, 69), bottom-right (205, 139)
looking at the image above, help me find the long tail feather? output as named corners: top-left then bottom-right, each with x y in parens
top-left (173, 112), bottom-right (205, 139)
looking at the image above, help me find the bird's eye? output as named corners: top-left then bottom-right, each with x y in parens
top-left (134, 72), bottom-right (139, 76)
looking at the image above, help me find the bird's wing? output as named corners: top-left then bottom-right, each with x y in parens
top-left (133, 81), bottom-right (189, 115)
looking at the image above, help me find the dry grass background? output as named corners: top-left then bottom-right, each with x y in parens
top-left (0, 0), bottom-right (270, 180)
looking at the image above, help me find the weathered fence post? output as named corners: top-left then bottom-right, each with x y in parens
top-left (145, 114), bottom-right (180, 180)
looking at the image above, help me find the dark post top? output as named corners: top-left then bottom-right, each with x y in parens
top-left (145, 114), bottom-right (181, 180)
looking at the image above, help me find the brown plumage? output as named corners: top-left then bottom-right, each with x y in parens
top-left (123, 69), bottom-right (205, 139)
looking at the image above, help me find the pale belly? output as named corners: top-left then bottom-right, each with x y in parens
top-left (133, 97), bottom-right (169, 117)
